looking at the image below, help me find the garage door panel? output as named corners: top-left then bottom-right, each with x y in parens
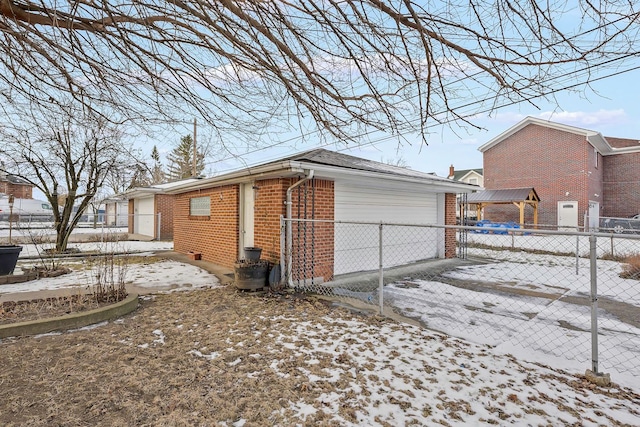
top-left (334, 181), bottom-right (439, 275)
top-left (134, 196), bottom-right (155, 238)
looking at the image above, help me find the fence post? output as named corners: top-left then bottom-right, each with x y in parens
top-left (378, 222), bottom-right (384, 315)
top-left (156, 212), bottom-right (162, 241)
top-left (575, 231), bottom-right (580, 275)
top-left (280, 215), bottom-right (286, 284)
top-left (589, 234), bottom-right (599, 374)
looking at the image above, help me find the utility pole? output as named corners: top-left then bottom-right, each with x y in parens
top-left (192, 117), bottom-right (197, 177)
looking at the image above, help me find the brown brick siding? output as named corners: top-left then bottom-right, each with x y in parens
top-left (483, 124), bottom-right (596, 226)
top-left (174, 185), bottom-right (240, 268)
top-left (288, 179), bottom-right (335, 283)
top-left (253, 178), bottom-right (288, 263)
top-left (0, 182), bottom-right (32, 199)
top-left (172, 177), bottom-right (336, 281)
top-left (588, 147), bottom-right (604, 219)
top-left (155, 194), bottom-right (175, 240)
top-left (445, 193), bottom-right (457, 258)
top-left (602, 151), bottom-right (640, 218)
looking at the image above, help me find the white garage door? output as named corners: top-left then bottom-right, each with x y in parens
top-left (134, 196), bottom-right (155, 238)
top-left (334, 180), bottom-right (440, 275)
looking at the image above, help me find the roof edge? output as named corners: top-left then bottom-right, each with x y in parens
top-left (478, 116), bottom-right (604, 153)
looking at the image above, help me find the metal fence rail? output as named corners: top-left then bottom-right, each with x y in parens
top-left (283, 218), bottom-right (640, 379)
top-left (0, 213), bottom-right (168, 239)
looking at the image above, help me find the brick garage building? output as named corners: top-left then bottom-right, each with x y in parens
top-left (123, 178), bottom-right (202, 240)
top-left (167, 149), bottom-right (474, 283)
top-left (479, 117), bottom-right (640, 227)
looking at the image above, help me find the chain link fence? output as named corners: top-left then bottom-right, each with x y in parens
top-left (283, 218), bottom-right (640, 379)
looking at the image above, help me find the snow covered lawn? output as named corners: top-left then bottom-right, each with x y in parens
top-left (1, 288), bottom-right (638, 426)
top-left (380, 243), bottom-right (640, 390)
top-left (1, 240), bottom-right (218, 298)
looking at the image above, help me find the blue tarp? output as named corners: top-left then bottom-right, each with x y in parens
top-left (473, 220), bottom-right (521, 234)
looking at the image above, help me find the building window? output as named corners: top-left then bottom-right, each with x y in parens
top-left (190, 196), bottom-right (210, 216)
top-left (468, 178), bottom-right (478, 185)
top-left (594, 147), bottom-right (598, 168)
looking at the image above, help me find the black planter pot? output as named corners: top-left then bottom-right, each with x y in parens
top-left (0, 245), bottom-right (23, 276)
top-left (243, 247), bottom-right (262, 261)
top-left (234, 260), bottom-right (269, 291)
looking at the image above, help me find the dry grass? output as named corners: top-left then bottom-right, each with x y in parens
top-left (0, 294), bottom-right (111, 325)
top-left (620, 254), bottom-right (640, 280)
top-left (0, 287), bottom-right (638, 426)
top-left (0, 288), bottom-right (356, 426)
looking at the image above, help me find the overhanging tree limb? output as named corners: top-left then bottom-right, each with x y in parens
top-left (0, 1), bottom-right (639, 144)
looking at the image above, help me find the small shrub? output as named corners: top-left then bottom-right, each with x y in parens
top-left (85, 232), bottom-right (129, 243)
top-left (600, 252), bottom-right (626, 262)
top-left (620, 255), bottom-right (640, 280)
top-left (89, 253), bottom-right (128, 303)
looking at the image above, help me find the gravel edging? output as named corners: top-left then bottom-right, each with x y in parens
top-left (0, 293), bottom-right (139, 339)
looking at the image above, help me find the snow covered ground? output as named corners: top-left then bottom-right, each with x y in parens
top-left (1, 240), bottom-right (218, 296)
top-left (2, 235), bottom-right (639, 397)
top-left (467, 229), bottom-right (640, 258)
top-left (257, 316), bottom-right (640, 425)
top-left (379, 241), bottom-right (640, 391)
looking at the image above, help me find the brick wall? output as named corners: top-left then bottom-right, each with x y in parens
top-left (0, 182), bottom-right (32, 199)
top-left (127, 200), bottom-right (134, 234)
top-left (155, 194), bottom-right (175, 240)
top-left (172, 177), bottom-right (335, 282)
top-left (174, 185), bottom-right (240, 268)
top-left (253, 178), bottom-right (288, 263)
top-left (445, 193), bottom-right (457, 258)
top-left (288, 178), bottom-right (335, 283)
top-left (483, 124), bottom-right (593, 226)
top-left (603, 151), bottom-right (640, 218)
top-left (588, 147), bottom-right (604, 219)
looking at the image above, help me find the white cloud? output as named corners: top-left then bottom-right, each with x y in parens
top-left (492, 109), bottom-right (628, 129)
top-left (538, 109), bottom-right (628, 127)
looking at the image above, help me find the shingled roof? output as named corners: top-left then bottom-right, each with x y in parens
top-left (466, 187), bottom-right (540, 203)
top-left (451, 168), bottom-right (483, 181)
top-left (279, 148), bottom-right (443, 181)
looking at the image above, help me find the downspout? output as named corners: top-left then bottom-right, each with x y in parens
top-left (284, 169), bottom-right (314, 288)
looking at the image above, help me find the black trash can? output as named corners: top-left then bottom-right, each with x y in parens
top-left (0, 245), bottom-right (23, 275)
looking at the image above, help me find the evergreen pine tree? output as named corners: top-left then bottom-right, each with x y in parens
top-left (150, 145), bottom-right (165, 184)
top-left (166, 134), bottom-right (205, 180)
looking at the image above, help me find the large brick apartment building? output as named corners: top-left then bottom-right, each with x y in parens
top-left (478, 117), bottom-right (640, 227)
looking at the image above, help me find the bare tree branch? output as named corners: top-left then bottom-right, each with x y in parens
top-left (0, 104), bottom-right (135, 251)
top-left (0, 1), bottom-right (638, 144)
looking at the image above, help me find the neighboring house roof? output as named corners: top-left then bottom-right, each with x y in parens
top-left (123, 178), bottom-right (202, 199)
top-left (165, 148), bottom-right (476, 194)
top-left (466, 187), bottom-right (540, 204)
top-left (452, 168), bottom-right (483, 181)
top-left (478, 116), bottom-right (640, 156)
top-left (0, 173), bottom-right (31, 185)
top-left (604, 136), bottom-right (640, 149)
top-left (103, 196), bottom-right (129, 203)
